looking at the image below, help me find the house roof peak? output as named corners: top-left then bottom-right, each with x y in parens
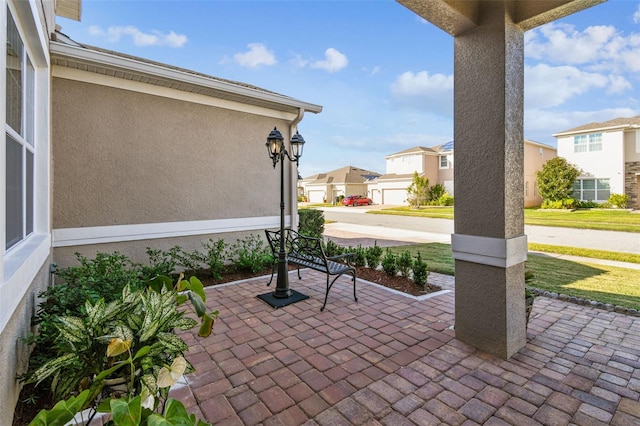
top-left (554, 115), bottom-right (640, 136)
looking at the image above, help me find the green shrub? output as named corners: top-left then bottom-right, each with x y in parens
top-left (541, 198), bottom-right (576, 209)
top-left (299, 208), bottom-right (324, 238)
top-left (381, 249), bottom-right (398, 276)
top-left (170, 246), bottom-right (205, 274)
top-left (436, 193), bottom-right (454, 206)
top-left (323, 239), bottom-right (345, 257)
top-left (576, 200), bottom-right (599, 209)
top-left (536, 157), bottom-right (580, 201)
top-left (228, 234), bottom-right (272, 273)
top-left (27, 275), bottom-right (217, 422)
top-left (412, 252), bottom-right (429, 288)
top-left (428, 184), bottom-right (446, 202)
top-left (143, 246), bottom-right (180, 278)
top-left (201, 238), bottom-right (229, 280)
top-left (608, 193), bottom-right (629, 209)
top-left (26, 253), bottom-right (148, 388)
top-left (397, 251), bottom-right (413, 278)
top-left (365, 242), bottom-right (383, 269)
top-left (352, 245), bottom-right (367, 268)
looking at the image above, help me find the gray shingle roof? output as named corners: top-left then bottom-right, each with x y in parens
top-left (555, 115), bottom-right (640, 135)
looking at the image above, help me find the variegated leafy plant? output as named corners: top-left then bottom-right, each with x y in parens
top-left (26, 275), bottom-right (217, 424)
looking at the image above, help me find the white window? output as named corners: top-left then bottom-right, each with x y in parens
top-left (636, 131), bottom-right (640, 154)
top-left (573, 178), bottom-right (610, 202)
top-left (574, 133), bottom-right (602, 153)
top-left (5, 9), bottom-right (35, 250)
top-left (439, 155), bottom-right (448, 169)
top-left (588, 133), bottom-right (602, 151)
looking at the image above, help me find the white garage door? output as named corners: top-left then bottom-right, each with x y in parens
top-left (307, 190), bottom-right (325, 203)
top-left (382, 189), bottom-right (407, 205)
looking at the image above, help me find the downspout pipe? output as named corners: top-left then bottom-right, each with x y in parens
top-left (289, 108), bottom-right (305, 230)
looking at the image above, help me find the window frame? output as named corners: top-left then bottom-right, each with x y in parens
top-left (574, 133), bottom-right (602, 153)
top-left (5, 6), bottom-right (35, 252)
top-left (439, 155), bottom-right (448, 169)
top-left (573, 178), bottom-right (611, 202)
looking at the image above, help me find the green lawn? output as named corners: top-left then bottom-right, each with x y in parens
top-left (388, 243), bottom-right (640, 310)
top-left (370, 206), bottom-right (640, 232)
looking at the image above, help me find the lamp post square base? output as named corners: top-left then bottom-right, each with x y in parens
top-left (257, 290), bottom-right (309, 309)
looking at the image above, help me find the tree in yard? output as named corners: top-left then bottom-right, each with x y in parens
top-left (536, 157), bottom-right (580, 202)
top-left (406, 172), bottom-right (429, 207)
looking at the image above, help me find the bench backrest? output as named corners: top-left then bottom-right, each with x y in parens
top-left (265, 228), bottom-right (328, 267)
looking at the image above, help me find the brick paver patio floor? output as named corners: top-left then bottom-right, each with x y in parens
top-left (173, 270), bottom-right (640, 425)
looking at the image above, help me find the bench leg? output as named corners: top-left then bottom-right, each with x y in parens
top-left (320, 270), bottom-right (357, 312)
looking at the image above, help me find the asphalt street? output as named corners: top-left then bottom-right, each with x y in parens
top-left (320, 207), bottom-right (640, 255)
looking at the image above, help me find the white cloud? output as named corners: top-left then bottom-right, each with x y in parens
top-left (290, 54), bottom-right (309, 68)
top-left (361, 65), bottom-right (381, 76)
top-left (310, 48), bottom-right (348, 73)
top-left (634, 5), bottom-right (640, 23)
top-left (88, 25), bottom-right (187, 47)
top-left (233, 43), bottom-right (276, 68)
top-left (525, 64), bottom-right (608, 109)
top-left (525, 23), bottom-right (618, 64)
top-left (390, 71), bottom-right (453, 116)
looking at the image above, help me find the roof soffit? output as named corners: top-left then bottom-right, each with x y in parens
top-left (396, 0), bottom-right (606, 35)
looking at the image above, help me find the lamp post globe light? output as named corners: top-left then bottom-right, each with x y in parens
top-left (257, 127), bottom-right (309, 308)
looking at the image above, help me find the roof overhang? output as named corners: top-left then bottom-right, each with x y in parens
top-left (49, 41), bottom-right (322, 115)
top-left (396, 0), bottom-right (606, 36)
top-left (553, 124), bottom-right (639, 137)
top-left (55, 0), bottom-right (81, 21)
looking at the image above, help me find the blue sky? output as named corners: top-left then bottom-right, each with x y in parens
top-left (56, 0), bottom-right (640, 177)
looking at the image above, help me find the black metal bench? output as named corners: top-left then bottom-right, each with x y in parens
top-left (265, 229), bottom-right (357, 311)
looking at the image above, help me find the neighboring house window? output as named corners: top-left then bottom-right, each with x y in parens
top-left (439, 155), bottom-right (448, 169)
top-left (636, 131), bottom-right (640, 153)
top-left (573, 178), bottom-right (610, 202)
top-left (574, 133), bottom-right (602, 153)
top-left (5, 10), bottom-right (35, 250)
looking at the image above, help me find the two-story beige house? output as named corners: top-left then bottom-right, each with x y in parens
top-left (299, 166), bottom-right (381, 203)
top-left (368, 139), bottom-right (556, 207)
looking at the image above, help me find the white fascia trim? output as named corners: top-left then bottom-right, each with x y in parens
top-left (52, 67), bottom-right (297, 121)
top-left (451, 234), bottom-right (528, 268)
top-left (552, 125), bottom-right (630, 138)
top-left (52, 216), bottom-right (288, 247)
top-left (49, 42), bottom-right (322, 114)
top-left (1, 234), bottom-right (51, 334)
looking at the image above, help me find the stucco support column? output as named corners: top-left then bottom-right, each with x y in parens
top-left (451, 2), bottom-right (527, 359)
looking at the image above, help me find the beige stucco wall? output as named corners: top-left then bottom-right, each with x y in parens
top-left (52, 77), bottom-right (290, 228)
top-left (434, 155), bottom-right (453, 186)
top-left (1, 261), bottom-right (50, 424)
top-left (523, 141), bottom-right (557, 207)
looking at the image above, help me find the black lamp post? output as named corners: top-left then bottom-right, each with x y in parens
top-left (257, 127), bottom-right (310, 308)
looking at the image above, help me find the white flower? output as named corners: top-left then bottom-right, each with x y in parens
top-left (157, 357), bottom-right (186, 388)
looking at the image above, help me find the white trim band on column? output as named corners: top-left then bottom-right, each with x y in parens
top-left (451, 234), bottom-right (528, 268)
top-left (52, 216), bottom-right (288, 247)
